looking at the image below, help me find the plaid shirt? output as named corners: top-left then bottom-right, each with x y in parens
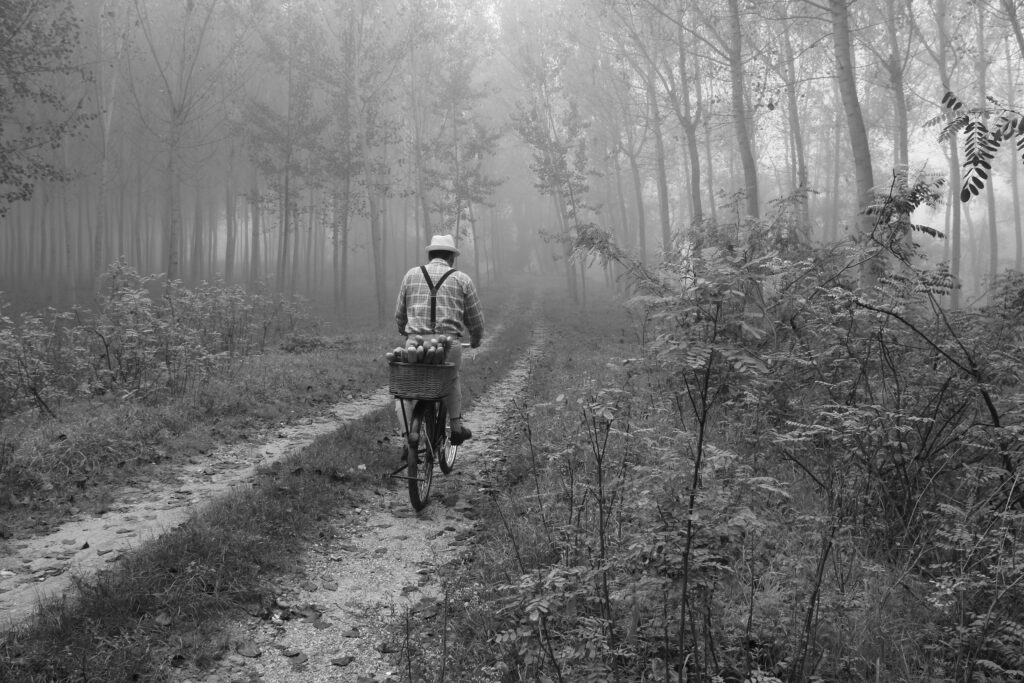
top-left (395, 258), bottom-right (484, 341)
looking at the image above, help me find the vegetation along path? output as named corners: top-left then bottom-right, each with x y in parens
top-left (169, 323), bottom-right (548, 683)
top-left (0, 323), bottom-right (507, 633)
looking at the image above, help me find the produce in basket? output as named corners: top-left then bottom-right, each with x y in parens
top-left (387, 334), bottom-right (453, 364)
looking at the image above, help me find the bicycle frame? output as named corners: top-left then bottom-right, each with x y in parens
top-left (390, 343), bottom-right (469, 509)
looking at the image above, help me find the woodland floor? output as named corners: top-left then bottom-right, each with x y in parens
top-left (0, 318), bottom-right (545, 682)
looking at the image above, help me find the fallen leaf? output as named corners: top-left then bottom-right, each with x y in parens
top-left (236, 640), bottom-right (261, 658)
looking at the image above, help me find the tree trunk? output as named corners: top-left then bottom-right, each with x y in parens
top-left (224, 147), bottom-right (237, 283)
top-left (165, 114), bottom-right (183, 283)
top-left (192, 189), bottom-right (204, 283)
top-left (469, 202), bottom-right (481, 285)
top-left (727, 0), bottom-right (759, 220)
top-left (675, 23), bottom-right (703, 224)
top-left (780, 17), bottom-right (809, 230)
top-left (1009, 47), bottom-right (1023, 272)
top-left (333, 175), bottom-right (352, 318)
top-left (368, 188), bottom-right (385, 324)
top-left (626, 149), bottom-right (648, 265)
top-left (646, 73), bottom-right (672, 256)
top-left (225, 178), bottom-right (236, 283)
top-left (976, 4), bottom-right (998, 293)
top-left (830, 76), bottom-right (843, 242)
top-left (250, 184), bottom-right (261, 287)
top-left (931, 0), bottom-right (962, 307)
top-left (830, 0), bottom-right (875, 271)
top-left (1002, 0), bottom-right (1024, 59)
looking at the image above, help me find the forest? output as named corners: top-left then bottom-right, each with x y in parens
top-left (4, 0), bottom-right (1024, 681)
top-left (5, 0), bottom-right (1024, 316)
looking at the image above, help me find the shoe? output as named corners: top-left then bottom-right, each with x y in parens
top-left (450, 425), bottom-right (472, 446)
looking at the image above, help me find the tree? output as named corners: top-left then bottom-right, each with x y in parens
top-left (126, 0), bottom-right (253, 283)
top-left (502, 0), bottom-right (595, 302)
top-left (244, 0), bottom-right (328, 292)
top-left (828, 0), bottom-right (876, 255)
top-left (917, 0), bottom-right (966, 307)
top-left (724, 0), bottom-right (759, 220)
top-left (0, 0), bottom-right (89, 216)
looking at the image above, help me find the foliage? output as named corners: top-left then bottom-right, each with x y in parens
top-left (0, 0), bottom-right (91, 215)
top-left (938, 91), bottom-right (1024, 202)
top-left (513, 95), bottom-right (591, 222)
top-left (427, 195), bottom-right (1024, 682)
top-left (0, 260), bottom-right (317, 422)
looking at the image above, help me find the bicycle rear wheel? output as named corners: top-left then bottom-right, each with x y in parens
top-left (406, 405), bottom-right (434, 511)
top-left (431, 402), bottom-right (458, 474)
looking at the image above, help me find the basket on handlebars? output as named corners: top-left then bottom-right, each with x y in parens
top-left (388, 362), bottom-right (457, 400)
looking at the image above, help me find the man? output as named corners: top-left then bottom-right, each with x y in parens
top-left (394, 234), bottom-right (484, 445)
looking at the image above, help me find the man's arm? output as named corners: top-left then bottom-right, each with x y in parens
top-left (395, 272), bottom-right (410, 335)
top-left (463, 279), bottom-right (484, 347)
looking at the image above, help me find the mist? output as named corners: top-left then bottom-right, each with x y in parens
top-left (2, 0), bottom-right (1022, 318)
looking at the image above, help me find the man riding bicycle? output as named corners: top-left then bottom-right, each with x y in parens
top-left (394, 234), bottom-right (484, 445)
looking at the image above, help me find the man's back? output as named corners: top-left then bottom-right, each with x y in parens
top-left (395, 258), bottom-right (484, 343)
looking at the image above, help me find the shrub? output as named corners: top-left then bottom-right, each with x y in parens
top-left (0, 260), bottom-right (319, 422)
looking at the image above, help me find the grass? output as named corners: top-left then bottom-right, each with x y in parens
top-left (0, 327), bottom-right (395, 541)
top-left (391, 289), bottom-right (952, 682)
top-left (382, 290), bottom-right (639, 681)
top-left (0, 280), bottom-right (539, 682)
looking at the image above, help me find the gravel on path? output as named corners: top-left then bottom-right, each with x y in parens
top-left (171, 327), bottom-right (547, 683)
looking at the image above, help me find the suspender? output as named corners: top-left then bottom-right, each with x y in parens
top-left (419, 266), bottom-right (456, 333)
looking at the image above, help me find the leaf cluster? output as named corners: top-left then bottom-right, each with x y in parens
top-left (939, 91), bottom-right (1024, 202)
top-left (0, 0), bottom-right (92, 215)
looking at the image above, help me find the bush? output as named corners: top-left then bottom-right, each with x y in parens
top-left (437, 194), bottom-right (1024, 682)
top-left (0, 260), bottom-right (319, 422)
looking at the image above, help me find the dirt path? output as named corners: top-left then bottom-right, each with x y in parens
top-left (0, 389), bottom-right (392, 631)
top-left (0, 324), bottom-right (509, 634)
top-left (170, 327), bottom-right (546, 683)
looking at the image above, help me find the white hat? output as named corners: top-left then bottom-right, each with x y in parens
top-left (426, 234), bottom-right (460, 256)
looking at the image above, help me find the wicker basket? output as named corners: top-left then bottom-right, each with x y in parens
top-left (388, 362), bottom-right (456, 400)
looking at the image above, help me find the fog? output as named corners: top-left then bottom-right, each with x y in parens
top-left (2, 0), bottom-right (1021, 319)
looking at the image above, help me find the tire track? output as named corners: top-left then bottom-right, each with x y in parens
top-left (0, 325), bottom-right (507, 634)
top-left (171, 324), bottom-right (548, 683)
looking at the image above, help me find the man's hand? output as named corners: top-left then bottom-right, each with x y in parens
top-left (470, 337), bottom-right (481, 349)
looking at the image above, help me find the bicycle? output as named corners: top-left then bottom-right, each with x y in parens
top-left (387, 344), bottom-right (467, 510)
